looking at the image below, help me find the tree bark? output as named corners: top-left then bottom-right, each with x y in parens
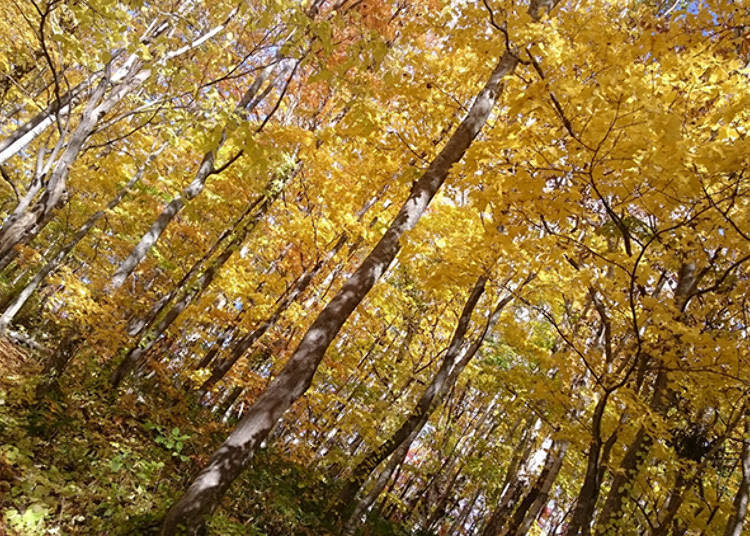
top-left (106, 67), bottom-right (275, 291)
top-left (567, 393), bottom-right (611, 536)
top-left (197, 234), bottom-right (347, 395)
top-left (0, 62), bottom-right (149, 266)
top-left (0, 6), bottom-right (242, 267)
top-left (481, 483), bottom-right (525, 536)
top-left (124, 188), bottom-right (269, 339)
top-left (334, 276), bottom-right (488, 510)
top-left (723, 414), bottom-right (749, 536)
top-left (109, 181), bottom-right (283, 387)
top-left (505, 441), bottom-right (568, 536)
top-left (342, 422), bottom-right (418, 536)
top-left (0, 147), bottom-right (163, 332)
top-left (160, 51), bottom-right (519, 535)
top-left (510, 441), bottom-right (568, 536)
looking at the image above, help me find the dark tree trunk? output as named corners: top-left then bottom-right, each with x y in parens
top-left (35, 329), bottom-right (81, 400)
top-left (335, 276), bottom-right (488, 511)
top-left (567, 393), bottom-right (610, 536)
top-left (723, 414), bottom-right (749, 536)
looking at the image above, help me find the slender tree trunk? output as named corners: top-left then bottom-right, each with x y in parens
top-left (0, 10), bottom-right (174, 165)
top-left (0, 147), bottom-right (162, 332)
top-left (0, 78), bottom-right (92, 166)
top-left (197, 234), bottom-right (347, 395)
top-left (0, 6), bottom-right (242, 266)
top-left (124, 189), bottom-right (269, 339)
top-left (194, 328), bottom-right (235, 371)
top-left (596, 368), bottom-right (668, 535)
top-left (342, 424), bottom-right (418, 536)
top-left (723, 414), bottom-right (749, 536)
top-left (481, 431), bottom-right (554, 536)
top-left (109, 177), bottom-right (287, 387)
top-left (160, 51), bottom-right (520, 535)
top-left (107, 149), bottom-right (217, 290)
top-left (417, 400), bottom-right (499, 530)
top-left (0, 61), bottom-right (150, 266)
top-left (424, 466), bottom-right (466, 532)
top-left (106, 67), bottom-right (275, 291)
top-left (481, 482), bottom-right (526, 536)
top-left (510, 441), bottom-right (568, 536)
top-left (650, 473), bottom-right (690, 536)
top-left (501, 442), bottom-right (567, 536)
top-left (424, 401), bottom-right (499, 531)
top-left (214, 386), bottom-right (244, 417)
top-left (447, 487), bottom-right (481, 535)
top-left (339, 280), bottom-right (520, 528)
top-left (335, 276), bottom-right (488, 510)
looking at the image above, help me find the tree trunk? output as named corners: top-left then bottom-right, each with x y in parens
top-left (124, 188), bottom-right (269, 339)
top-left (481, 482), bottom-right (526, 536)
top-left (596, 369), bottom-right (669, 535)
top-left (0, 10), bottom-right (175, 165)
top-left (214, 386), bottom-right (244, 417)
top-left (510, 441), bottom-right (568, 536)
top-left (107, 150), bottom-right (218, 291)
top-left (446, 487), bottom-right (481, 535)
top-left (109, 178), bottom-right (286, 387)
top-left (197, 234), bottom-right (347, 395)
top-left (567, 393), bottom-right (610, 536)
top-left (160, 51), bottom-right (519, 535)
top-left (335, 276), bottom-right (488, 510)
top-left (0, 147), bottom-right (162, 332)
top-left (0, 61), bottom-right (150, 266)
top-left (338, 278), bottom-right (520, 524)
top-left (723, 414), bottom-right (749, 536)
top-left (342, 422), bottom-right (418, 536)
top-left (423, 399), bottom-right (499, 531)
top-left (106, 67), bottom-right (274, 291)
top-left (0, 7), bottom-right (242, 266)
top-left (0, 76), bottom-right (96, 166)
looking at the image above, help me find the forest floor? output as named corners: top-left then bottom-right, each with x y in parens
top-left (0, 337), bottom-right (402, 536)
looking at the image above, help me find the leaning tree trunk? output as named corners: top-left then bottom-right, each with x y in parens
top-left (0, 146), bottom-right (163, 332)
top-left (342, 421), bottom-right (421, 536)
top-left (160, 50), bottom-right (520, 535)
top-left (0, 79), bottom-right (88, 166)
top-left (124, 185), bottom-right (271, 340)
top-left (334, 276), bottom-right (488, 510)
top-left (0, 9), bottom-right (176, 166)
top-left (337, 275), bottom-right (521, 535)
top-left (510, 441), bottom-right (568, 536)
top-left (106, 66), bottom-right (275, 291)
top-left (481, 484), bottom-right (526, 536)
top-left (109, 177), bottom-right (286, 387)
top-left (197, 234), bottom-right (347, 396)
top-left (446, 487), bottom-right (482, 535)
top-left (200, 188), bottom-right (384, 394)
top-left (0, 59), bottom-right (151, 267)
top-left (424, 400), bottom-right (499, 531)
top-left (0, 7), bottom-right (241, 268)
